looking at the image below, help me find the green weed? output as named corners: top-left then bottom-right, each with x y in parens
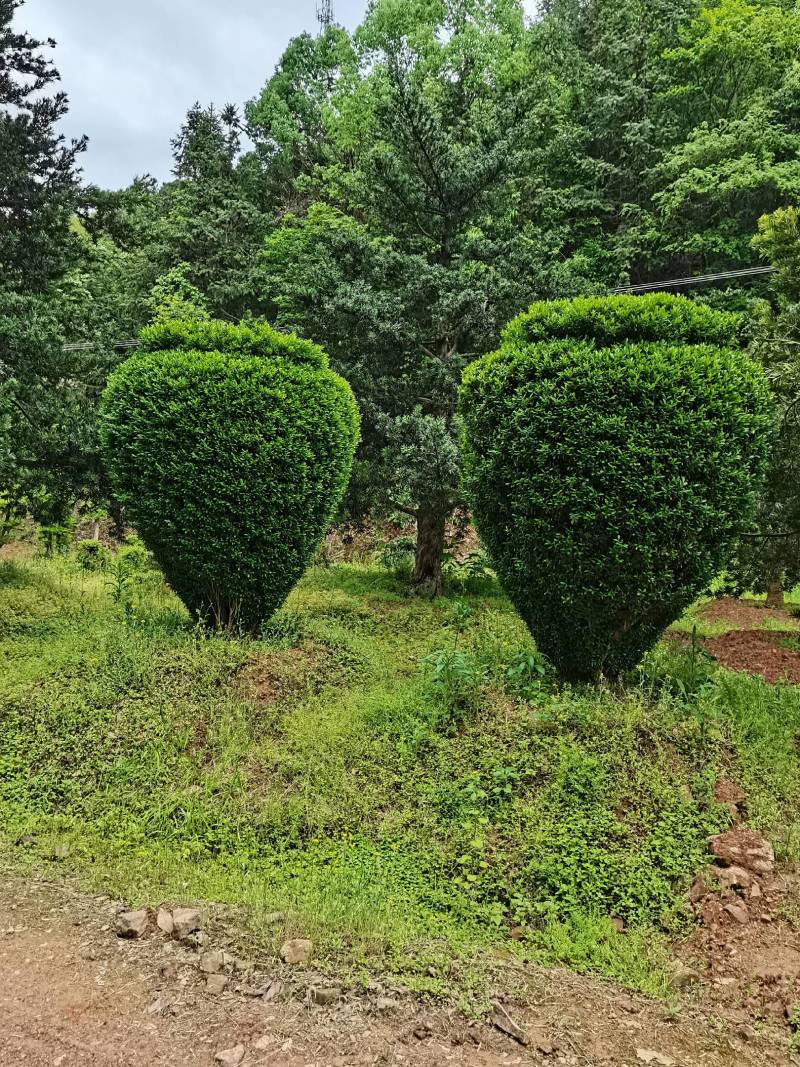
top-left (2, 553), bottom-right (799, 1001)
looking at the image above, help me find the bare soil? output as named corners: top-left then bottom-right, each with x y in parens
top-left (678, 598), bottom-right (800, 684)
top-left (2, 867), bottom-right (800, 1067)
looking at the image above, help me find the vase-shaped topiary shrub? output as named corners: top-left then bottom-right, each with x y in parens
top-left (460, 294), bottom-right (772, 682)
top-left (101, 319), bottom-right (360, 632)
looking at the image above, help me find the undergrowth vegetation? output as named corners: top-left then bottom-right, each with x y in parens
top-left (2, 552), bottom-right (800, 1003)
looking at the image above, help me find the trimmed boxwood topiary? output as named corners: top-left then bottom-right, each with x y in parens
top-left (101, 319), bottom-right (360, 633)
top-left (460, 294), bottom-right (772, 682)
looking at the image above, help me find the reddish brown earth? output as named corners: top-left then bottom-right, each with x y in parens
top-left (704, 629), bottom-right (800, 684)
top-left (680, 598), bottom-right (800, 684)
top-left (697, 598), bottom-right (795, 631)
top-left (2, 863), bottom-right (800, 1067)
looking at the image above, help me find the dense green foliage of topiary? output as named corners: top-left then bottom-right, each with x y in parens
top-left (460, 295), bottom-right (773, 682)
top-left (101, 319), bottom-right (360, 632)
top-left (501, 293), bottom-right (743, 348)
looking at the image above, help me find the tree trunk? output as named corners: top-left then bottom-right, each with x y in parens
top-left (413, 505), bottom-right (446, 597)
top-left (766, 574), bottom-right (785, 609)
top-left (109, 501), bottom-right (126, 541)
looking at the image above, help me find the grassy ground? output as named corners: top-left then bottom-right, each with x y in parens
top-left (2, 547), bottom-right (800, 1006)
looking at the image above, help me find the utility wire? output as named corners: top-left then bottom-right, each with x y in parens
top-left (613, 265), bottom-right (775, 295)
top-left (60, 265), bottom-right (777, 353)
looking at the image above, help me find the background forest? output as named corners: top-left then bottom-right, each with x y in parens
top-left (5, 0), bottom-right (800, 595)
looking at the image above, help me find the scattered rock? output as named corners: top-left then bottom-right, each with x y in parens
top-left (158, 960), bottom-right (178, 981)
top-left (262, 979), bottom-right (283, 1002)
top-left (185, 930), bottom-right (209, 948)
top-left (239, 981), bottom-right (270, 997)
top-left (171, 907), bottom-right (201, 939)
top-left (708, 830), bottom-right (775, 876)
top-left (413, 1024), bottom-right (433, 1041)
top-left (489, 1001), bottom-right (528, 1046)
top-left (724, 902), bottom-right (750, 925)
top-left (714, 778), bottom-right (746, 817)
top-left (156, 909), bottom-right (174, 935)
top-left (536, 1038), bottom-right (557, 1056)
top-left (200, 949), bottom-right (226, 974)
top-left (146, 994), bottom-right (175, 1016)
top-left (206, 973), bottom-right (229, 995)
top-left (636, 1051), bottom-right (675, 1066)
top-left (716, 865), bottom-right (754, 890)
top-left (376, 996), bottom-right (400, 1013)
top-left (254, 1036), bottom-right (272, 1051)
top-left (214, 1046), bottom-right (245, 1067)
top-left (280, 937), bottom-right (312, 965)
top-left (749, 882), bottom-right (762, 900)
top-left (309, 984), bottom-right (341, 1006)
top-left (116, 909), bottom-right (149, 939)
top-left (688, 875), bottom-right (708, 904)
top-left (668, 963), bottom-right (700, 989)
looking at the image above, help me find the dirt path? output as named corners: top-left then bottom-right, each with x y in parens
top-left (2, 870), bottom-right (800, 1067)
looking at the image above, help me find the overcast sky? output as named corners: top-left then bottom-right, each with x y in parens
top-left (17, 1), bottom-right (537, 191)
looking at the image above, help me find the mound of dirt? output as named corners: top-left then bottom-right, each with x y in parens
top-left (704, 629), bottom-right (800, 684)
top-left (697, 597), bottom-right (796, 630)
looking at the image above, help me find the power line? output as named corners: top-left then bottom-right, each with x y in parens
top-left (613, 265), bottom-right (775, 295)
top-left (59, 265), bottom-right (777, 353)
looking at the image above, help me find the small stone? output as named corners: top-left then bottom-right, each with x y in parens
top-left (263, 911), bottom-right (285, 925)
top-left (171, 907), bottom-right (201, 939)
top-left (708, 830), bottom-right (775, 876)
top-left (200, 949), bottom-right (226, 974)
top-left (239, 982), bottom-right (269, 997)
top-left (214, 1046), bottom-right (245, 1066)
top-left (158, 960), bottom-right (178, 981)
top-left (116, 909), bottom-right (149, 939)
top-left (724, 902), bottom-right (750, 924)
top-left (636, 1051), bottom-right (675, 1066)
top-left (280, 937), bottom-right (312, 965)
top-left (51, 843), bottom-right (70, 861)
top-left (146, 994), bottom-right (175, 1016)
top-left (688, 875), bottom-right (708, 904)
top-left (254, 1036), bottom-right (272, 1051)
top-left (309, 984), bottom-right (341, 1006)
top-left (376, 996), bottom-right (400, 1013)
top-left (716, 865), bottom-right (754, 890)
top-left (749, 882), bottom-right (762, 900)
top-left (156, 909), bottom-right (174, 935)
top-left (668, 963), bottom-right (700, 990)
top-left (536, 1039), bottom-right (557, 1056)
top-left (262, 979), bottom-right (283, 1002)
top-left (206, 973), bottom-right (229, 995)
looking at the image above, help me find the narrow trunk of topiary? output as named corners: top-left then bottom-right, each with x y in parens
top-left (413, 506), bottom-right (446, 597)
top-left (766, 574), bottom-right (784, 609)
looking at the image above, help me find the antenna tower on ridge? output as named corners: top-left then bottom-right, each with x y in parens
top-left (317, 0), bottom-right (334, 28)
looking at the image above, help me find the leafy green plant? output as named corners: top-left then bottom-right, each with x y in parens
top-left (74, 538), bottom-right (110, 571)
top-left (460, 294), bottom-right (772, 682)
top-left (504, 647), bottom-right (551, 698)
top-left (420, 648), bottom-right (487, 714)
top-left (100, 319), bottom-right (360, 633)
top-left (376, 535), bottom-right (416, 577)
top-left (36, 521), bottom-right (74, 557)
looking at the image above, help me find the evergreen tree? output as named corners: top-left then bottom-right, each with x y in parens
top-left (261, 0), bottom-right (549, 593)
top-left (152, 103), bottom-right (267, 319)
top-left (0, 0), bottom-right (90, 521)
